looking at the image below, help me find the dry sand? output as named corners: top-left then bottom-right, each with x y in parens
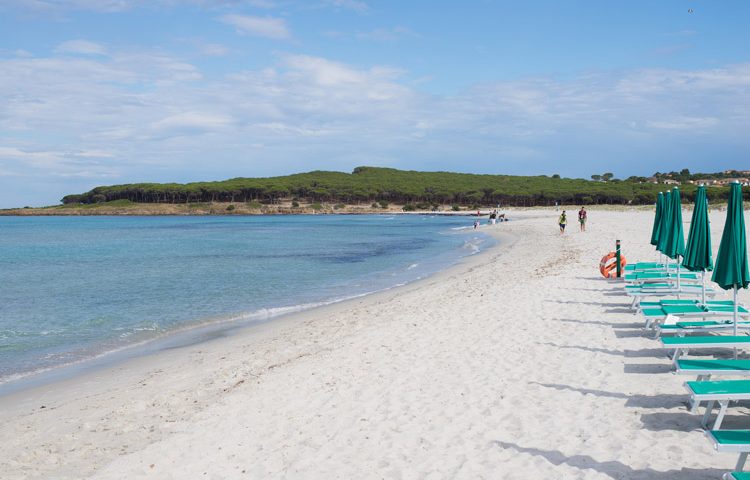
top-left (1, 209), bottom-right (749, 479)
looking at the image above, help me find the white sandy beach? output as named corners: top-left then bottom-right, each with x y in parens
top-left (2, 209), bottom-right (749, 479)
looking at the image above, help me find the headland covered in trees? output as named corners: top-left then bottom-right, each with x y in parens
top-left (4, 167), bottom-right (749, 215)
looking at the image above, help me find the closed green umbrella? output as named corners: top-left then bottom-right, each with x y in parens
top-left (657, 190), bottom-right (673, 255)
top-left (664, 187), bottom-right (686, 289)
top-left (664, 187), bottom-right (686, 260)
top-left (682, 185), bottom-right (712, 303)
top-left (650, 192), bottom-right (664, 247)
top-left (711, 182), bottom-right (749, 338)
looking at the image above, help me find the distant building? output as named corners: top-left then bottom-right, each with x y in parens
top-left (663, 179), bottom-right (680, 185)
top-left (720, 178), bottom-right (750, 186)
top-left (694, 178), bottom-right (719, 186)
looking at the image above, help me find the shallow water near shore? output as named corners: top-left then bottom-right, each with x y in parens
top-left (0, 214), bottom-right (493, 388)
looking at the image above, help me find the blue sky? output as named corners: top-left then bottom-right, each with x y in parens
top-left (1, 0), bottom-right (749, 207)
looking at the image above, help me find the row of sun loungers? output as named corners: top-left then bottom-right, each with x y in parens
top-left (621, 267), bottom-right (749, 477)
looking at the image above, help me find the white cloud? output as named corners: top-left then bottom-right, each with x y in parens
top-left (0, 146), bottom-right (119, 178)
top-left (356, 26), bottom-right (416, 42)
top-left (325, 0), bottom-right (368, 12)
top-left (646, 117), bottom-right (719, 131)
top-left (56, 40), bottom-right (107, 55)
top-left (198, 43), bottom-right (230, 57)
top-left (2, 0), bottom-right (278, 13)
top-left (2, 45), bottom-right (750, 207)
top-left (152, 112), bottom-right (233, 133)
top-left (2, 0), bottom-right (135, 13)
top-left (219, 14), bottom-right (290, 39)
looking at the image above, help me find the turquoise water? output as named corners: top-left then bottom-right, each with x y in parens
top-left (0, 215), bottom-right (491, 384)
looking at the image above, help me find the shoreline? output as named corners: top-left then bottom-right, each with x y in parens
top-left (0, 222), bottom-right (516, 479)
top-left (0, 202), bottom-right (701, 217)
top-left (0, 224), bottom-right (503, 398)
top-left (4, 210), bottom-right (749, 479)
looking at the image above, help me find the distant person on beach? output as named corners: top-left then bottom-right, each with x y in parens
top-left (473, 220), bottom-right (479, 229)
top-left (558, 210), bottom-right (567, 234)
top-left (578, 207), bottom-right (587, 231)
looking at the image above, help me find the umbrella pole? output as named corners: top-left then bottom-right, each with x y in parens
top-left (677, 256), bottom-right (681, 295)
top-left (735, 286), bottom-right (739, 359)
top-left (701, 271), bottom-right (706, 305)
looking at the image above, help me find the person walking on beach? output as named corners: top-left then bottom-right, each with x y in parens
top-left (558, 210), bottom-right (567, 234)
top-left (578, 206), bottom-right (587, 232)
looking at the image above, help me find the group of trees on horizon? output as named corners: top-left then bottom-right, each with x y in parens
top-left (61, 167), bottom-right (748, 208)
top-left (589, 168), bottom-right (750, 184)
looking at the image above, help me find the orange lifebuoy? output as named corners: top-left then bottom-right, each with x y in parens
top-left (599, 252), bottom-right (627, 278)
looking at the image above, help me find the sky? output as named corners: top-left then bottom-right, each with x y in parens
top-left (1, 0), bottom-right (749, 207)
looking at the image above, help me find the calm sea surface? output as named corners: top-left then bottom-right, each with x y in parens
top-left (0, 215), bottom-right (492, 384)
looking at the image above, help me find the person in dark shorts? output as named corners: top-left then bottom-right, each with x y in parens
top-left (558, 210), bottom-right (567, 233)
top-left (578, 206), bottom-right (587, 231)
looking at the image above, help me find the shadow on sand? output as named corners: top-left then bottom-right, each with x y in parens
top-left (540, 342), bottom-right (668, 359)
top-left (490, 441), bottom-right (726, 479)
top-left (553, 318), bottom-right (641, 329)
top-left (623, 363), bottom-right (673, 374)
top-left (530, 382), bottom-right (687, 409)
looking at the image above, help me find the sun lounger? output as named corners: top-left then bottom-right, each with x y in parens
top-left (724, 472), bottom-right (750, 480)
top-left (627, 284), bottom-right (718, 301)
top-left (676, 359), bottom-right (750, 380)
top-left (643, 300), bottom-right (735, 308)
top-left (625, 284), bottom-right (718, 309)
top-left (637, 298), bottom-right (727, 312)
top-left (685, 380), bottom-right (750, 429)
top-left (625, 271), bottom-right (701, 285)
top-left (657, 320), bottom-right (750, 338)
top-left (706, 430), bottom-right (750, 472)
top-left (625, 262), bottom-right (665, 271)
top-left (661, 336), bottom-right (750, 364)
top-left (643, 304), bottom-right (749, 329)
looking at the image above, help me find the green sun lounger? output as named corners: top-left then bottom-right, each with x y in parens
top-left (706, 430), bottom-right (750, 472)
top-left (625, 262), bottom-right (665, 271)
top-left (645, 304), bottom-right (748, 318)
top-left (686, 380), bottom-right (750, 430)
top-left (643, 304), bottom-right (750, 329)
top-left (625, 271), bottom-right (700, 284)
top-left (630, 284), bottom-right (713, 292)
top-left (662, 335), bottom-right (750, 361)
top-left (638, 299), bottom-right (730, 312)
top-left (626, 284), bottom-right (718, 309)
top-left (644, 300), bottom-right (735, 308)
top-left (676, 359), bottom-right (750, 379)
top-left (656, 320), bottom-right (750, 338)
top-left (724, 472), bottom-right (750, 480)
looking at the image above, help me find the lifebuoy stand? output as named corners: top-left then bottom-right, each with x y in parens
top-left (616, 240), bottom-right (621, 278)
top-left (600, 249), bottom-right (626, 279)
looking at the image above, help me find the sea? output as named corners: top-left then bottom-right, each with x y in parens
top-left (0, 214), bottom-right (493, 389)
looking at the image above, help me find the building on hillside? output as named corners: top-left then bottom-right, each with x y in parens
top-left (663, 179), bottom-right (680, 185)
top-left (719, 178), bottom-right (750, 186)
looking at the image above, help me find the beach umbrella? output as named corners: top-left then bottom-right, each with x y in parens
top-left (682, 185), bottom-right (712, 302)
top-left (663, 187), bottom-right (686, 288)
top-left (664, 187), bottom-right (686, 260)
top-left (657, 190), bottom-right (673, 255)
top-left (712, 182), bottom-right (749, 337)
top-left (650, 192), bottom-right (664, 247)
